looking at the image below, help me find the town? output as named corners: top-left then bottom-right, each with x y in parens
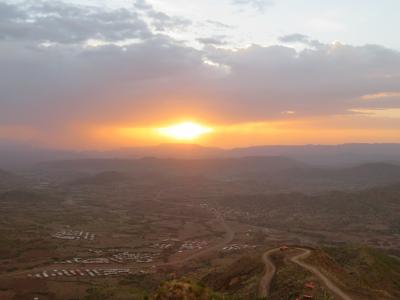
top-left (52, 230), bottom-right (95, 241)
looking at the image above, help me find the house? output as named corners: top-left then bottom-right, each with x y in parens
top-left (304, 282), bottom-right (316, 289)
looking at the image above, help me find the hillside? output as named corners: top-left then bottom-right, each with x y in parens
top-left (35, 156), bottom-right (301, 178)
top-left (227, 143), bottom-right (400, 165)
top-left (3, 143), bottom-right (400, 170)
top-left (201, 255), bottom-right (264, 299)
top-left (306, 246), bottom-right (400, 299)
top-left (34, 156), bottom-right (400, 192)
top-left (70, 171), bottom-right (133, 186)
top-left (0, 169), bottom-right (23, 191)
top-left (151, 279), bottom-right (226, 300)
top-left (289, 162), bottom-right (400, 182)
top-left (150, 246), bottom-right (400, 300)
top-left (218, 182), bottom-right (400, 249)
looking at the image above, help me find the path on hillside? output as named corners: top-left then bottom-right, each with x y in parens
top-left (257, 248), bottom-right (280, 298)
top-left (290, 248), bottom-right (353, 300)
top-left (258, 247), bottom-right (354, 300)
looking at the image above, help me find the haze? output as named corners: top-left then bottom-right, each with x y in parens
top-left (1, 2), bottom-right (400, 299)
top-left (1, 0), bottom-right (400, 150)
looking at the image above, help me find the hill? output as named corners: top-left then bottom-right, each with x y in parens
top-left (70, 171), bottom-right (133, 186)
top-left (201, 255), bottom-right (264, 299)
top-left (151, 279), bottom-right (226, 300)
top-left (35, 156), bottom-right (301, 179)
top-left (284, 162), bottom-right (400, 188)
top-left (227, 143), bottom-right (400, 166)
top-left (3, 143), bottom-right (400, 170)
top-left (107, 143), bottom-right (224, 159)
top-left (35, 157), bottom-right (400, 192)
top-left (0, 169), bottom-right (23, 191)
top-left (306, 246), bottom-right (400, 299)
top-left (218, 182), bottom-right (400, 248)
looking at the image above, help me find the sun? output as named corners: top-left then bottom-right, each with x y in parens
top-left (157, 121), bottom-right (213, 141)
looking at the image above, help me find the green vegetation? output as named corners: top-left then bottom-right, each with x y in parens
top-left (201, 255), bottom-right (263, 299)
top-left (151, 279), bottom-right (226, 300)
top-left (1, 162), bottom-right (400, 300)
top-left (85, 285), bottom-right (148, 300)
top-left (307, 246), bottom-right (400, 299)
top-left (269, 252), bottom-right (334, 300)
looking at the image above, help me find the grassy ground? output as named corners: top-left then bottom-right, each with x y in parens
top-left (308, 246), bottom-right (400, 300)
top-left (151, 279), bottom-right (227, 300)
top-left (201, 254), bottom-right (264, 300)
top-left (268, 252), bottom-right (334, 300)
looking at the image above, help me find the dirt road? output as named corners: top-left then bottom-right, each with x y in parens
top-left (153, 192), bottom-right (235, 266)
top-left (258, 247), bottom-right (354, 300)
top-left (257, 248), bottom-right (280, 298)
top-left (163, 210), bottom-right (235, 266)
top-left (291, 248), bottom-right (353, 300)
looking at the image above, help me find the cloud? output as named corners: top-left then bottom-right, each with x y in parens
top-left (134, 0), bottom-right (153, 11)
top-left (0, 0), bottom-right (191, 45)
top-left (205, 20), bottom-right (235, 30)
top-left (0, 2), bottom-right (25, 20)
top-left (3, 38), bottom-right (400, 126)
top-left (197, 36), bottom-right (228, 46)
top-left (278, 33), bottom-right (323, 48)
top-left (231, 0), bottom-right (273, 12)
top-left (0, 1), bottom-right (152, 44)
top-left (279, 33), bottom-right (309, 44)
top-left (361, 92), bottom-right (400, 100)
top-left (134, 0), bottom-right (192, 32)
top-left (1, 1), bottom-right (400, 147)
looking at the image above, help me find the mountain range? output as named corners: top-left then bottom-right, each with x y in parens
top-left (2, 142), bottom-right (400, 171)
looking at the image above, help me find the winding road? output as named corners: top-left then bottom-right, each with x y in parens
top-left (291, 248), bottom-right (353, 300)
top-left (258, 248), bottom-right (280, 298)
top-left (258, 247), bottom-right (354, 300)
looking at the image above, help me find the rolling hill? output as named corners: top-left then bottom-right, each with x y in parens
top-left (34, 157), bottom-right (400, 191)
top-left (2, 143), bottom-right (400, 170)
top-left (0, 169), bottom-right (23, 191)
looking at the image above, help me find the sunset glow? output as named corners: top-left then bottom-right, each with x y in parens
top-left (3, 1), bottom-right (400, 298)
top-left (157, 122), bottom-right (214, 141)
top-left (1, 0), bottom-right (400, 150)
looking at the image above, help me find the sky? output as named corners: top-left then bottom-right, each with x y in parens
top-left (1, 0), bottom-right (400, 149)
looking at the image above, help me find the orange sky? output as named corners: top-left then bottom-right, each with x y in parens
top-left (1, 107), bottom-right (400, 150)
top-left (1, 1), bottom-right (400, 150)
top-left (6, 112), bottom-right (394, 150)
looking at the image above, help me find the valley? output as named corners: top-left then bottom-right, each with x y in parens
top-left (0, 157), bottom-right (399, 299)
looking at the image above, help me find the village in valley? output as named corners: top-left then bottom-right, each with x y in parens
top-left (1, 164), bottom-right (400, 300)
